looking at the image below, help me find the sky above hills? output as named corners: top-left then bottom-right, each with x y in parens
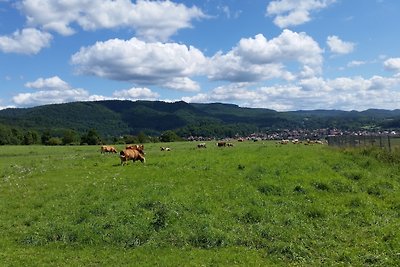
top-left (1, 0), bottom-right (400, 111)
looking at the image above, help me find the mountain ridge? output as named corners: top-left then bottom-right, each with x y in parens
top-left (0, 100), bottom-right (399, 138)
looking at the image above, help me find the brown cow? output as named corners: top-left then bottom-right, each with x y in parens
top-left (126, 144), bottom-right (145, 154)
top-left (217, 141), bottom-right (226, 147)
top-left (100, 145), bottom-right (117, 153)
top-left (120, 148), bottom-right (145, 165)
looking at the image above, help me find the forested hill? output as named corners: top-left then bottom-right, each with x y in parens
top-left (0, 100), bottom-right (400, 138)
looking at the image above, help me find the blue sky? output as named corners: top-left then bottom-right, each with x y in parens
top-left (1, 0), bottom-right (400, 111)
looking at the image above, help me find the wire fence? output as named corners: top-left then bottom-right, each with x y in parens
top-left (326, 135), bottom-right (400, 151)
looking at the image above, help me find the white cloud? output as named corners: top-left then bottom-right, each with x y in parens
top-left (25, 76), bottom-right (71, 90)
top-left (384, 58), bottom-right (400, 73)
top-left (266, 0), bottom-right (336, 28)
top-left (12, 76), bottom-right (166, 107)
top-left (182, 83), bottom-right (262, 105)
top-left (163, 77), bottom-right (200, 92)
top-left (12, 88), bottom-right (90, 107)
top-left (113, 87), bottom-right (160, 100)
top-left (218, 5), bottom-right (242, 19)
top-left (327, 35), bottom-right (355, 54)
top-left (0, 98), bottom-right (15, 110)
top-left (347, 60), bottom-right (366, 68)
top-left (208, 30), bottom-right (323, 82)
top-left (71, 29), bottom-right (323, 94)
top-left (183, 75), bottom-right (400, 111)
top-left (0, 28), bottom-right (52, 54)
top-left (12, 76), bottom-right (91, 106)
top-left (19, 0), bottom-right (206, 41)
top-left (71, 37), bottom-right (207, 92)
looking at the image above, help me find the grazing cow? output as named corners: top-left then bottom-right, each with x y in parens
top-left (160, 147), bottom-right (171, 151)
top-left (226, 142), bottom-right (234, 147)
top-left (120, 148), bottom-right (145, 165)
top-left (197, 143), bottom-right (206, 148)
top-left (217, 141), bottom-right (226, 147)
top-left (126, 144), bottom-right (145, 154)
top-left (305, 139), bottom-right (322, 145)
top-left (133, 145), bottom-right (145, 155)
top-left (278, 139), bottom-right (289, 145)
top-left (100, 145), bottom-right (117, 153)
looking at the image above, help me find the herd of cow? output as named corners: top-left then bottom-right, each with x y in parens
top-left (101, 144), bottom-right (145, 165)
top-left (101, 139), bottom-right (326, 165)
top-left (276, 139), bottom-right (326, 145)
top-left (100, 141), bottom-right (235, 165)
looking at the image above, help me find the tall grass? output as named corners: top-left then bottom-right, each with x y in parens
top-left (0, 142), bottom-right (399, 266)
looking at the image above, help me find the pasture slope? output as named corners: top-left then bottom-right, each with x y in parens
top-left (0, 142), bottom-right (399, 266)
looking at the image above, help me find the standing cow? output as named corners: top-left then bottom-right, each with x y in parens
top-left (120, 147), bottom-right (145, 165)
top-left (100, 145), bottom-right (117, 153)
top-left (217, 141), bottom-right (226, 147)
top-left (197, 143), bottom-right (207, 148)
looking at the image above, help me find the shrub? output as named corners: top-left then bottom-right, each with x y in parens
top-left (293, 185), bottom-right (306, 194)
top-left (46, 137), bottom-right (62, 146)
top-left (258, 184), bottom-right (282, 196)
top-left (312, 182), bottom-right (330, 191)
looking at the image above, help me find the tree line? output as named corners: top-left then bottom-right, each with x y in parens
top-left (0, 123), bottom-right (185, 146)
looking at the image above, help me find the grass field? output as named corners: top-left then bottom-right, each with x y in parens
top-left (0, 142), bottom-right (399, 266)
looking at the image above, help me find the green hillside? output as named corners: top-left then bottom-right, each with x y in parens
top-left (0, 100), bottom-right (399, 141)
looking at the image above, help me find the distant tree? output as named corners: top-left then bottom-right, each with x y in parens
top-left (10, 128), bottom-right (23, 145)
top-left (123, 134), bottom-right (139, 145)
top-left (47, 137), bottom-right (63, 146)
top-left (23, 130), bottom-right (39, 145)
top-left (62, 129), bottom-right (80, 145)
top-left (81, 129), bottom-right (101, 145)
top-left (41, 129), bottom-right (51, 145)
top-left (137, 131), bottom-right (150, 143)
top-left (0, 124), bottom-right (12, 145)
top-left (159, 130), bottom-right (181, 142)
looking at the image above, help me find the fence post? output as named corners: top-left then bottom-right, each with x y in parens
top-left (388, 135), bottom-right (391, 152)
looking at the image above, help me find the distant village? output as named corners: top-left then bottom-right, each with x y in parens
top-left (187, 128), bottom-right (399, 142)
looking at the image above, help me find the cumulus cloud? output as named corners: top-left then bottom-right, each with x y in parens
top-left (384, 58), bottom-right (400, 73)
top-left (12, 76), bottom-right (93, 106)
top-left (0, 98), bottom-right (15, 110)
top-left (71, 37), bottom-right (207, 92)
top-left (19, 0), bottom-right (206, 41)
top-left (113, 87), bottom-right (160, 100)
top-left (327, 35), bottom-right (355, 54)
top-left (71, 29), bottom-right (323, 93)
top-left (163, 77), bottom-right (200, 92)
top-left (182, 83), bottom-right (263, 106)
top-left (25, 76), bottom-right (71, 90)
top-left (266, 0), bottom-right (336, 28)
top-left (13, 88), bottom-right (90, 107)
top-left (0, 28), bottom-right (52, 54)
top-left (70, 29), bottom-right (322, 90)
top-left (183, 75), bottom-right (400, 111)
top-left (11, 76), bottom-right (165, 107)
top-left (208, 30), bottom-right (323, 82)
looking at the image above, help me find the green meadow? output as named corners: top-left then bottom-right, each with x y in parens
top-left (0, 142), bottom-right (399, 266)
